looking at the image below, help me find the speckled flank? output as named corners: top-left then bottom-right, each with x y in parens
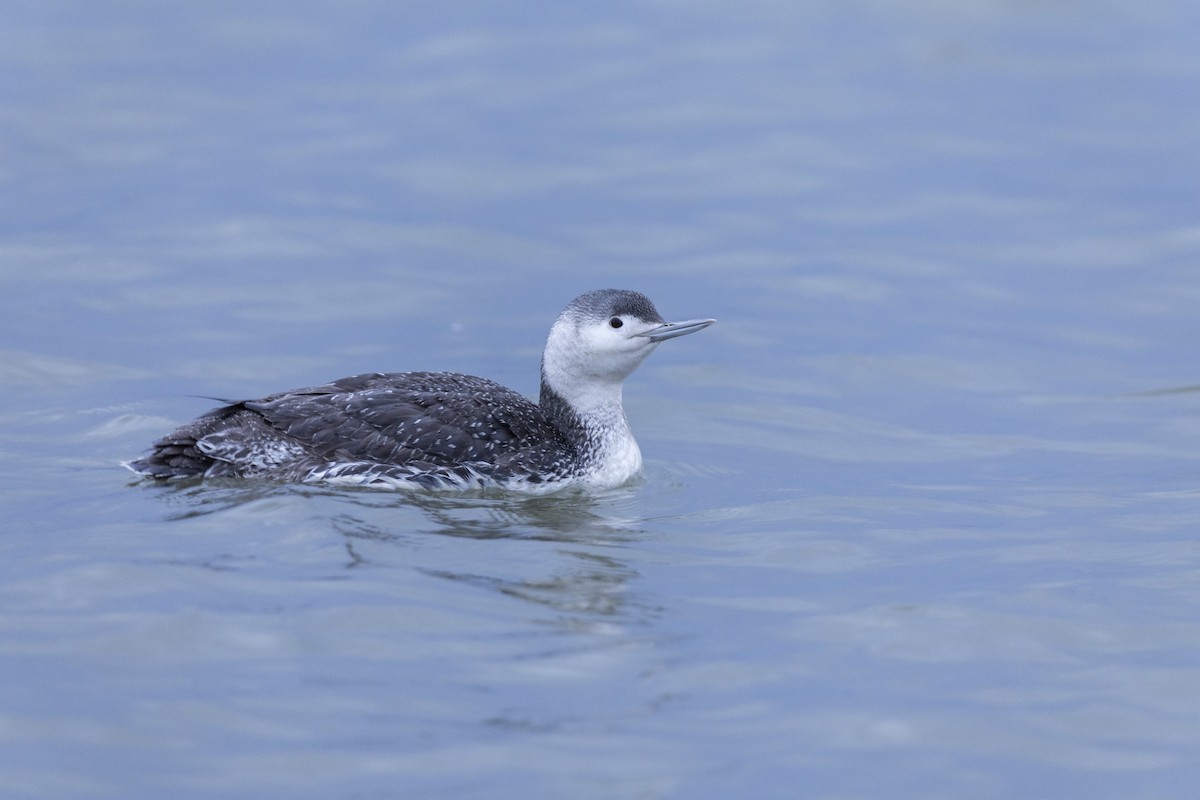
top-left (127, 289), bottom-right (714, 493)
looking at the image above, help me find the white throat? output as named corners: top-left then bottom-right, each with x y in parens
top-left (540, 317), bottom-right (650, 485)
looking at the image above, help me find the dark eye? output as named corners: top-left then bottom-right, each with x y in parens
top-left (609, 317), bottom-right (623, 329)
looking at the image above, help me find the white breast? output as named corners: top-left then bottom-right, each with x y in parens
top-left (573, 404), bottom-right (644, 487)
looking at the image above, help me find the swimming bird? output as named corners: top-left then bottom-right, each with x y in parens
top-left (126, 289), bottom-right (715, 492)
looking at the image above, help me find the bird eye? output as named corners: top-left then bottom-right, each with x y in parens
top-left (609, 317), bottom-right (624, 329)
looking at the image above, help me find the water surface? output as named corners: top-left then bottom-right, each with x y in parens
top-left (3, 2), bottom-right (1200, 798)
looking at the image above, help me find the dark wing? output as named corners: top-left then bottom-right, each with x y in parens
top-left (241, 371), bottom-right (566, 468)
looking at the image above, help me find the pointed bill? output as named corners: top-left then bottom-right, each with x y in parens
top-left (641, 318), bottom-right (716, 342)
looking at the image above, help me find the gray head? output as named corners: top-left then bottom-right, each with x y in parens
top-left (540, 289), bottom-right (715, 412)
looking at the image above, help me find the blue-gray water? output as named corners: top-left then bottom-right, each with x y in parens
top-left (3, 3), bottom-right (1200, 798)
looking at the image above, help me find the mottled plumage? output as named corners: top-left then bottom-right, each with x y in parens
top-left (127, 289), bottom-right (714, 492)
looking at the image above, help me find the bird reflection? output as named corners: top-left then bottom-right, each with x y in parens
top-left (423, 551), bottom-right (639, 620)
top-left (137, 477), bottom-right (656, 625)
top-left (335, 489), bottom-right (645, 541)
top-left (135, 476), bottom-right (284, 520)
top-left (331, 490), bottom-right (655, 624)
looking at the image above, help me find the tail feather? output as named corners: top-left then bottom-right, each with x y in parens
top-left (125, 434), bottom-right (215, 479)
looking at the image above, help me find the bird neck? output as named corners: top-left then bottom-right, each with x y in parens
top-left (539, 373), bottom-right (642, 482)
top-left (539, 371), bottom-right (625, 442)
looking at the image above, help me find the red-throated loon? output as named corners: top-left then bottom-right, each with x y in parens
top-left (126, 289), bottom-right (715, 492)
